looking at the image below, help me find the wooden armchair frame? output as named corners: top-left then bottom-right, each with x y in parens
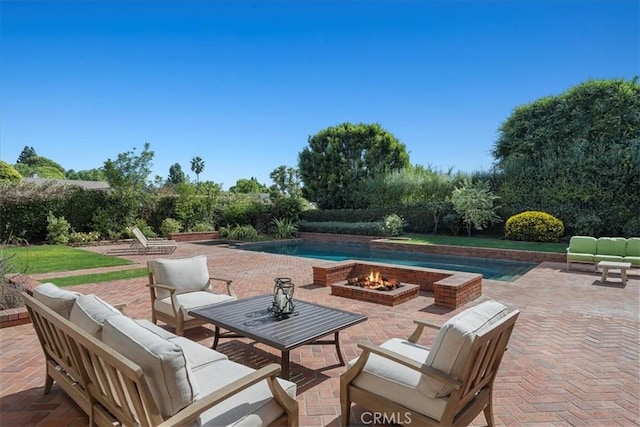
top-left (341, 311), bottom-right (519, 426)
top-left (147, 264), bottom-right (237, 336)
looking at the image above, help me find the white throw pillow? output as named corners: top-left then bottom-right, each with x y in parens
top-left (150, 255), bottom-right (210, 299)
top-left (70, 294), bottom-right (122, 338)
top-left (102, 315), bottom-right (199, 418)
top-left (420, 300), bottom-right (509, 398)
top-left (32, 282), bottom-right (82, 319)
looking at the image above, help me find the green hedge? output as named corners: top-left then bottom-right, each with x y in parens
top-left (298, 220), bottom-right (385, 236)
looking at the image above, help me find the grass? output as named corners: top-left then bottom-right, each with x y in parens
top-left (402, 234), bottom-right (567, 253)
top-left (2, 245), bottom-right (133, 274)
top-left (47, 268), bottom-right (148, 287)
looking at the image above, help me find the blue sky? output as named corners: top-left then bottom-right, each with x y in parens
top-left (1, 1), bottom-right (638, 189)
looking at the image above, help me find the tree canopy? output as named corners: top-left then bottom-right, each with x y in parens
top-left (0, 161), bottom-right (22, 182)
top-left (229, 177), bottom-right (266, 194)
top-left (298, 122), bottom-right (410, 209)
top-left (167, 163), bottom-right (187, 185)
top-left (493, 78), bottom-right (640, 236)
top-left (102, 142), bottom-right (155, 192)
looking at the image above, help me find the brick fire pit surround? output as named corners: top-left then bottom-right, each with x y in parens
top-left (313, 261), bottom-right (482, 309)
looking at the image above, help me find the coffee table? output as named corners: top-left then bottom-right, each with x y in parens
top-left (597, 261), bottom-right (632, 285)
top-left (189, 294), bottom-right (368, 379)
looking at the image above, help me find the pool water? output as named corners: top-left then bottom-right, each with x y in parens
top-left (232, 240), bottom-right (537, 282)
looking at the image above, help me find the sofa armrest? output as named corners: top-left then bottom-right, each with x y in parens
top-left (158, 363), bottom-right (295, 427)
top-left (112, 302), bottom-right (127, 313)
top-left (210, 277), bottom-right (236, 298)
top-left (356, 342), bottom-right (462, 389)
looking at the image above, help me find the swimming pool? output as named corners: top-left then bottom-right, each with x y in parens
top-left (232, 240), bottom-right (537, 282)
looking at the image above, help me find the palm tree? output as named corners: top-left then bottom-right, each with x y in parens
top-left (190, 156), bottom-right (205, 184)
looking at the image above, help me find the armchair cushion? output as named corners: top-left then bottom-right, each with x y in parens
top-left (152, 255), bottom-right (211, 299)
top-left (153, 291), bottom-right (235, 321)
top-left (350, 338), bottom-right (448, 421)
top-left (192, 359), bottom-right (297, 426)
top-left (70, 294), bottom-right (122, 338)
top-left (32, 283), bottom-right (82, 319)
top-left (422, 300), bottom-right (509, 398)
top-left (102, 315), bottom-right (199, 418)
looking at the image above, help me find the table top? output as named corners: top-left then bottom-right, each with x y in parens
top-left (189, 294), bottom-right (368, 351)
top-left (597, 261), bottom-right (632, 268)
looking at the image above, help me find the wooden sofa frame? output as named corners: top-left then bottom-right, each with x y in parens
top-left (23, 291), bottom-right (298, 427)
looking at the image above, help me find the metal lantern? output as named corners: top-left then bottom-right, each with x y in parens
top-left (270, 277), bottom-right (297, 319)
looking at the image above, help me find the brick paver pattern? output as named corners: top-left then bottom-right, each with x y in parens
top-left (1, 242), bottom-right (639, 426)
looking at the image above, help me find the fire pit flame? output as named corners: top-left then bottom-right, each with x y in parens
top-left (347, 270), bottom-right (402, 291)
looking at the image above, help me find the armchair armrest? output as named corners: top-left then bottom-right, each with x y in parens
top-left (407, 318), bottom-right (441, 343)
top-left (146, 283), bottom-right (177, 293)
top-left (210, 276), bottom-right (236, 298)
top-left (158, 363), bottom-right (294, 427)
top-left (357, 342), bottom-right (461, 389)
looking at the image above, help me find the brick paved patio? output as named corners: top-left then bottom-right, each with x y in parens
top-left (1, 241), bottom-right (638, 426)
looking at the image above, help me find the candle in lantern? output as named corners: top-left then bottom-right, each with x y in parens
top-left (275, 289), bottom-right (286, 311)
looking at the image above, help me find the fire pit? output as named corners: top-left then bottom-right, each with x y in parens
top-left (314, 261), bottom-right (483, 308)
top-left (346, 271), bottom-right (402, 291)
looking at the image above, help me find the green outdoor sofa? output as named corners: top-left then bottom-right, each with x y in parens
top-left (566, 236), bottom-right (640, 270)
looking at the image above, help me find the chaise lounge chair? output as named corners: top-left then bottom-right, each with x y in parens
top-left (130, 226), bottom-right (177, 254)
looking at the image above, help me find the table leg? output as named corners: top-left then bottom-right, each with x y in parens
top-left (334, 331), bottom-right (346, 366)
top-left (601, 267), bottom-right (608, 282)
top-left (621, 268), bottom-right (628, 285)
top-left (212, 325), bottom-right (220, 349)
top-left (281, 350), bottom-right (290, 380)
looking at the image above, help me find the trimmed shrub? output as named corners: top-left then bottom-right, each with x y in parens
top-left (504, 211), bottom-right (564, 242)
top-left (381, 214), bottom-right (407, 237)
top-left (46, 212), bottom-right (70, 244)
top-left (160, 218), bottom-right (182, 237)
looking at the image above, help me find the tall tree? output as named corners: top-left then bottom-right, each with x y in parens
top-left (493, 78), bottom-right (640, 236)
top-left (229, 177), bottom-right (266, 193)
top-left (269, 165), bottom-right (302, 197)
top-left (16, 146), bottom-right (37, 163)
top-left (167, 163), bottom-right (186, 185)
top-left (102, 142), bottom-right (154, 192)
top-left (298, 122), bottom-right (410, 209)
top-left (190, 156), bottom-right (205, 184)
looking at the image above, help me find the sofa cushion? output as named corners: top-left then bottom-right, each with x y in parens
top-left (32, 283), bottom-right (82, 319)
top-left (150, 255), bottom-right (210, 299)
top-left (134, 319), bottom-right (228, 369)
top-left (596, 237), bottom-right (627, 257)
top-left (568, 236), bottom-right (597, 255)
top-left (154, 291), bottom-right (236, 321)
top-left (191, 359), bottom-right (297, 427)
top-left (349, 338), bottom-right (448, 421)
top-left (102, 315), bottom-right (199, 418)
top-left (422, 300), bottom-right (509, 398)
top-left (626, 238), bottom-right (640, 257)
top-left (70, 294), bottom-right (121, 338)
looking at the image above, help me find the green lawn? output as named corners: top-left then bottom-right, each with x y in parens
top-left (47, 268), bottom-right (148, 287)
top-left (402, 234), bottom-right (567, 253)
top-left (2, 245), bottom-right (133, 274)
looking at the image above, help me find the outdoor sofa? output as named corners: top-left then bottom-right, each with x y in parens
top-left (566, 236), bottom-right (640, 270)
top-left (23, 283), bottom-right (299, 426)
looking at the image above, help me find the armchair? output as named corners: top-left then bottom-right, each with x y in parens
top-left (147, 255), bottom-right (236, 335)
top-left (341, 300), bottom-right (519, 426)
